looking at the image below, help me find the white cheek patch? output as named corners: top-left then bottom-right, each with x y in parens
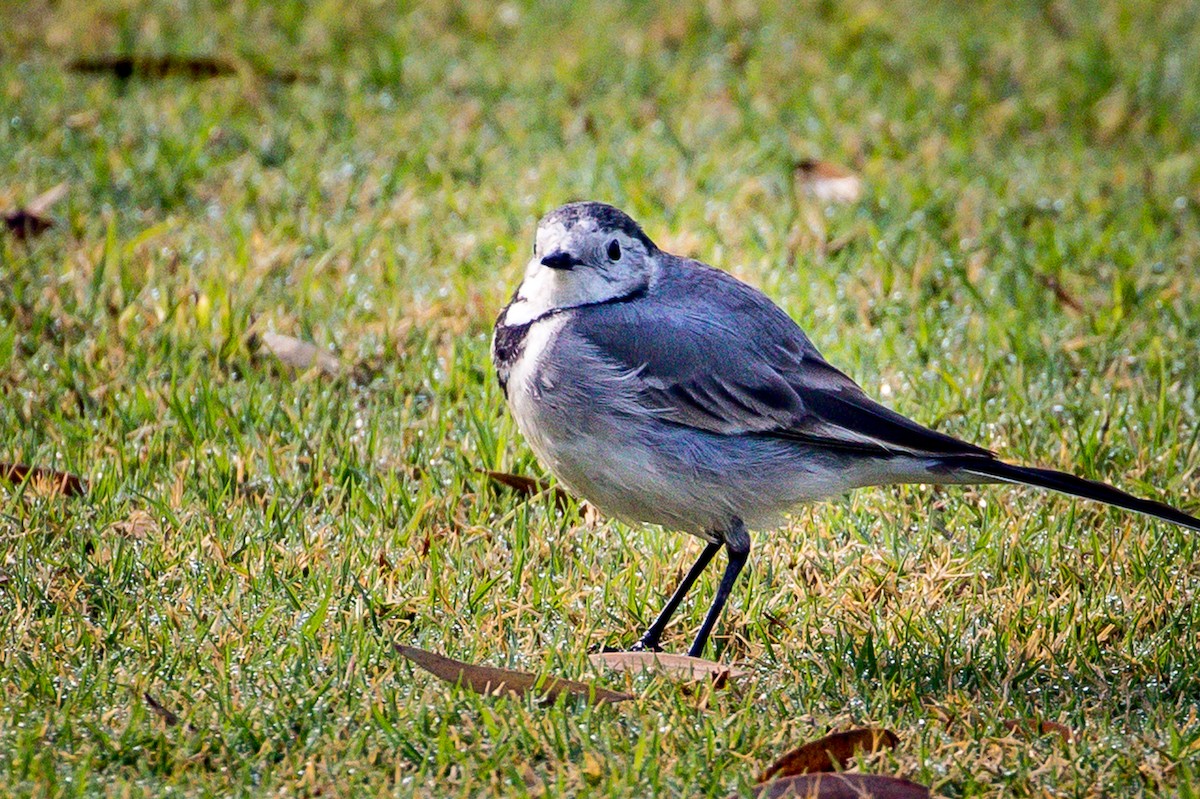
top-left (504, 262), bottom-right (558, 326)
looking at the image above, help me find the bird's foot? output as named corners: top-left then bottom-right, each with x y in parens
top-left (629, 638), bottom-right (663, 653)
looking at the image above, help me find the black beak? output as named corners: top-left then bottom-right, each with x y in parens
top-left (540, 251), bottom-right (582, 271)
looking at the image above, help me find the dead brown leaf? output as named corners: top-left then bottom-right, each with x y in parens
top-left (142, 692), bottom-right (199, 732)
top-left (757, 729), bottom-right (900, 782)
top-left (480, 469), bottom-right (572, 509)
top-left (795, 159), bottom-right (863, 204)
top-left (3, 182), bottom-right (68, 240)
top-left (589, 651), bottom-right (749, 683)
top-left (3, 211), bottom-right (53, 239)
top-left (1003, 718), bottom-right (1075, 744)
top-left (69, 54), bottom-right (235, 79)
top-left (396, 645), bottom-right (634, 706)
top-left (740, 773), bottom-right (929, 799)
top-left (0, 462), bottom-right (88, 496)
top-left (67, 55), bottom-right (314, 83)
top-left (257, 332), bottom-right (341, 377)
top-left (143, 692), bottom-right (180, 726)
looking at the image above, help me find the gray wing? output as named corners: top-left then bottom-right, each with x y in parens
top-left (571, 257), bottom-right (993, 459)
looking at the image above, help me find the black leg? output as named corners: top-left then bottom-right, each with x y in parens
top-left (632, 540), bottom-right (722, 652)
top-left (687, 519), bottom-right (750, 658)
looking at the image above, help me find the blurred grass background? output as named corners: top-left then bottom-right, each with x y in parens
top-left (2, 1), bottom-right (1200, 796)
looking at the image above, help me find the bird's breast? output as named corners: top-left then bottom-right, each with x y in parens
top-left (491, 317), bottom-right (531, 394)
top-left (495, 314), bottom-right (568, 411)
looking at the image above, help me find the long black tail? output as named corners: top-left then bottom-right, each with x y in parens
top-left (935, 456), bottom-right (1200, 532)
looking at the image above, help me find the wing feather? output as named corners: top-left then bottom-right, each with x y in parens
top-left (570, 256), bottom-right (993, 459)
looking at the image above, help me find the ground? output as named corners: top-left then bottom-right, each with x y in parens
top-left (2, 1), bottom-right (1200, 796)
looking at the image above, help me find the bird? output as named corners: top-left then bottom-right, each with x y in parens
top-left (491, 201), bottom-right (1200, 658)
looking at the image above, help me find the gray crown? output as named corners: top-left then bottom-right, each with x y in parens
top-left (543, 201), bottom-right (658, 252)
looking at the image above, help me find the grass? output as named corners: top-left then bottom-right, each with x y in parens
top-left (2, 0), bottom-right (1200, 795)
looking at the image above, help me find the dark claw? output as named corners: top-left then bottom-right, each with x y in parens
top-left (629, 638), bottom-right (663, 653)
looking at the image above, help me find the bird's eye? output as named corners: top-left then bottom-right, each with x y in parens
top-left (607, 239), bottom-right (621, 261)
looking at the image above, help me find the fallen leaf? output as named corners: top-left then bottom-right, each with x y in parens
top-left (142, 692), bottom-right (199, 732)
top-left (3, 182), bottom-right (68, 240)
top-left (589, 651), bottom-right (749, 683)
top-left (396, 645), bottom-right (634, 706)
top-left (3, 211), bottom-right (53, 239)
top-left (795, 159), bottom-right (863, 204)
top-left (67, 55), bottom-right (312, 83)
top-left (143, 692), bottom-right (180, 726)
top-left (739, 773), bottom-right (929, 799)
top-left (0, 463), bottom-right (88, 496)
top-left (257, 332), bottom-right (341, 377)
top-left (1002, 718), bottom-right (1075, 744)
top-left (69, 54), bottom-right (235, 79)
top-left (757, 729), bottom-right (900, 782)
top-left (480, 469), bottom-right (572, 509)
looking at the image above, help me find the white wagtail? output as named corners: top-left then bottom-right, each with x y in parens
top-left (492, 201), bottom-right (1200, 658)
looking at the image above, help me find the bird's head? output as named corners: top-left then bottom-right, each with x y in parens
top-left (503, 202), bottom-right (659, 325)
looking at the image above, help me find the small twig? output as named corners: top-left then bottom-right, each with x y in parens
top-left (1035, 273), bottom-right (1085, 314)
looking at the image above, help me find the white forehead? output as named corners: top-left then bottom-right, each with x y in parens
top-left (535, 216), bottom-right (599, 254)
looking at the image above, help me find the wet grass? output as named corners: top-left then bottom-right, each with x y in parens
top-left (2, 0), bottom-right (1200, 796)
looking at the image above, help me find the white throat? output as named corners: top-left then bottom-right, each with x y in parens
top-left (502, 264), bottom-right (563, 326)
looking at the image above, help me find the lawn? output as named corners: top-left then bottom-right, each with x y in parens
top-left (2, 0), bottom-right (1200, 796)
